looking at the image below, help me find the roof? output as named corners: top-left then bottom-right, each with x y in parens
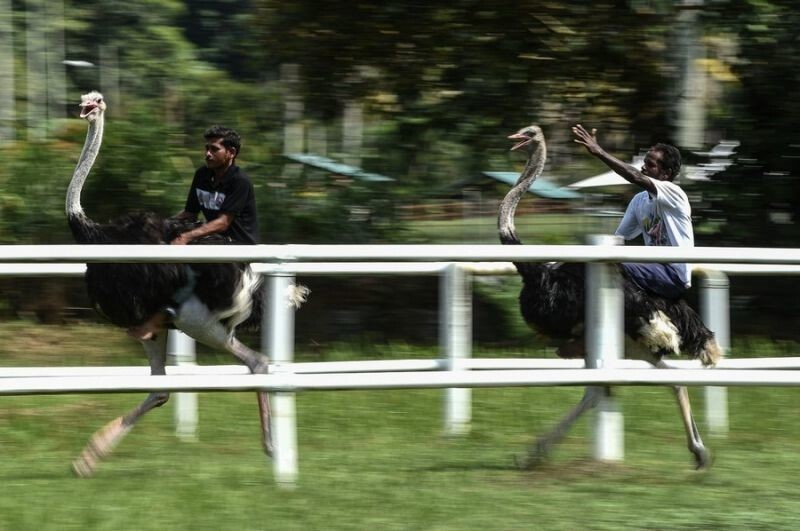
top-left (285, 153), bottom-right (394, 182)
top-left (567, 170), bottom-right (630, 189)
top-left (480, 171), bottom-right (582, 200)
top-left (567, 156), bottom-right (644, 190)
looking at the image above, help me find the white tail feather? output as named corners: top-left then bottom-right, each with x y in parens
top-left (214, 267), bottom-right (262, 331)
top-left (639, 310), bottom-right (681, 355)
top-left (699, 339), bottom-right (722, 367)
top-left (286, 284), bottom-right (310, 309)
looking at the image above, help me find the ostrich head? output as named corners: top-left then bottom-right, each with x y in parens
top-left (508, 124), bottom-right (544, 153)
top-left (67, 91), bottom-right (107, 227)
top-left (498, 124), bottom-right (547, 246)
top-left (79, 91), bottom-right (106, 122)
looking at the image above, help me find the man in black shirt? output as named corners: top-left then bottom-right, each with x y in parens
top-left (172, 125), bottom-right (259, 244)
top-left (127, 125), bottom-right (258, 340)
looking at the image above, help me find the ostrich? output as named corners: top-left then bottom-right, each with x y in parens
top-left (67, 91), bottom-right (295, 476)
top-left (500, 124), bottom-right (721, 469)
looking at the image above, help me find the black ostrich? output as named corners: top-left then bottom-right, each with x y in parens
top-left (67, 91), bottom-right (302, 476)
top-left (500, 124), bottom-right (721, 469)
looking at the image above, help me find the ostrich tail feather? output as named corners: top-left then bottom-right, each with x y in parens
top-left (236, 279), bottom-right (310, 330)
top-left (287, 284), bottom-right (311, 309)
top-left (699, 338), bottom-right (722, 367)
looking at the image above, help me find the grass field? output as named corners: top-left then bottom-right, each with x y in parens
top-left (405, 212), bottom-right (613, 244)
top-left (3, 323), bottom-right (800, 529)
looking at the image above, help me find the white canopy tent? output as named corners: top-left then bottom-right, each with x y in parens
top-left (567, 156), bottom-right (644, 190)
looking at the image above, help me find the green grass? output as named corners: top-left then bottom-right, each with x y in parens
top-left (3, 323), bottom-right (800, 529)
top-left (406, 213), bottom-right (612, 244)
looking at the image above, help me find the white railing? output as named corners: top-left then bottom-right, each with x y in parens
top-left (7, 368), bottom-right (800, 395)
top-left (1, 243), bottom-right (799, 263)
top-left (4, 355), bottom-right (800, 378)
top-left (1, 243), bottom-right (800, 486)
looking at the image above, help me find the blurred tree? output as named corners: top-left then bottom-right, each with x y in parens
top-left (1, 1), bottom-right (796, 246)
top-left (0, 140), bottom-right (72, 244)
top-left (64, 0), bottom-right (195, 99)
top-left (179, 0), bottom-right (262, 80)
top-left (696, 0), bottom-right (800, 247)
top-left (249, 1), bottom-right (684, 195)
top-left (675, 0), bottom-right (800, 337)
top-left (0, 0), bottom-right (797, 334)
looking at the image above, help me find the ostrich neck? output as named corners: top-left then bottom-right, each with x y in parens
top-left (66, 113), bottom-right (104, 242)
top-left (498, 142), bottom-right (546, 245)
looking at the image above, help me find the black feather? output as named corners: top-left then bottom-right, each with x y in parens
top-left (70, 211), bottom-right (259, 328)
top-left (499, 130), bottom-right (718, 363)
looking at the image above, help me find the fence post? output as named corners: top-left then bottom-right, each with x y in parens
top-left (586, 235), bottom-right (624, 462)
top-left (441, 263), bottom-right (472, 435)
top-left (263, 272), bottom-right (298, 487)
top-left (167, 330), bottom-right (198, 441)
top-left (699, 269), bottom-right (730, 436)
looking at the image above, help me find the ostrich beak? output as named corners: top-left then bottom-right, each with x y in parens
top-left (508, 132), bottom-right (533, 151)
top-left (79, 102), bottom-right (97, 119)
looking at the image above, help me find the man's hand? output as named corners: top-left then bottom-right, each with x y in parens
top-left (171, 233), bottom-right (192, 245)
top-left (170, 213), bottom-right (233, 245)
top-left (573, 123), bottom-right (656, 194)
top-left (572, 124), bottom-right (603, 156)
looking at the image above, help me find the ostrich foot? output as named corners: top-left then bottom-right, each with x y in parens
top-left (515, 439), bottom-right (552, 470)
top-left (72, 446), bottom-right (100, 477)
top-left (72, 417), bottom-right (131, 477)
top-left (692, 445), bottom-right (713, 470)
top-left (262, 432), bottom-right (274, 457)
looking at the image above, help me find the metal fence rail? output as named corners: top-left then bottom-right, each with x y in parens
top-left (3, 357), bottom-right (800, 379)
top-left (2, 243), bottom-right (799, 486)
top-left (1, 243), bottom-right (800, 264)
top-left (5, 368), bottom-right (800, 395)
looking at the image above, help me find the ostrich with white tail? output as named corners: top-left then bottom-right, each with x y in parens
top-left (499, 124), bottom-right (721, 469)
top-left (66, 91), bottom-right (306, 476)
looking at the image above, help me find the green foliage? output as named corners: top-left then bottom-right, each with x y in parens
top-left (250, 1), bottom-right (682, 192)
top-left (696, 1), bottom-right (800, 247)
top-left (1, 0), bottom-right (791, 248)
top-left (66, 0), bottom-right (196, 96)
top-left (2, 0), bottom-right (800, 326)
top-left (259, 175), bottom-right (401, 244)
top-left (179, 0), bottom-right (262, 79)
top-left (80, 109), bottom-right (187, 223)
top-left (0, 140), bottom-right (75, 243)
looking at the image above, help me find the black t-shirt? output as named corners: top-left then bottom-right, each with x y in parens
top-left (184, 165), bottom-right (259, 244)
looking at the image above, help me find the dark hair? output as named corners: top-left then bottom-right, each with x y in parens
top-left (653, 143), bottom-right (681, 180)
top-left (204, 125), bottom-right (241, 156)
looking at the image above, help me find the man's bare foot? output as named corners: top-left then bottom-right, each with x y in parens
top-left (126, 312), bottom-right (167, 341)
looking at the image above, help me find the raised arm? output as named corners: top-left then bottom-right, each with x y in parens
top-left (572, 124), bottom-right (656, 195)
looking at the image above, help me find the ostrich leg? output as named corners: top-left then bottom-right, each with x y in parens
top-left (655, 360), bottom-right (712, 469)
top-left (73, 334), bottom-right (170, 477)
top-left (519, 361), bottom-right (712, 470)
top-left (256, 392), bottom-right (273, 455)
top-left (517, 386), bottom-right (601, 470)
top-left (174, 296), bottom-right (273, 455)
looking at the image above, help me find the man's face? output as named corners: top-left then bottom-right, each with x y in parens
top-left (641, 149), bottom-right (669, 181)
top-left (205, 137), bottom-right (235, 170)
